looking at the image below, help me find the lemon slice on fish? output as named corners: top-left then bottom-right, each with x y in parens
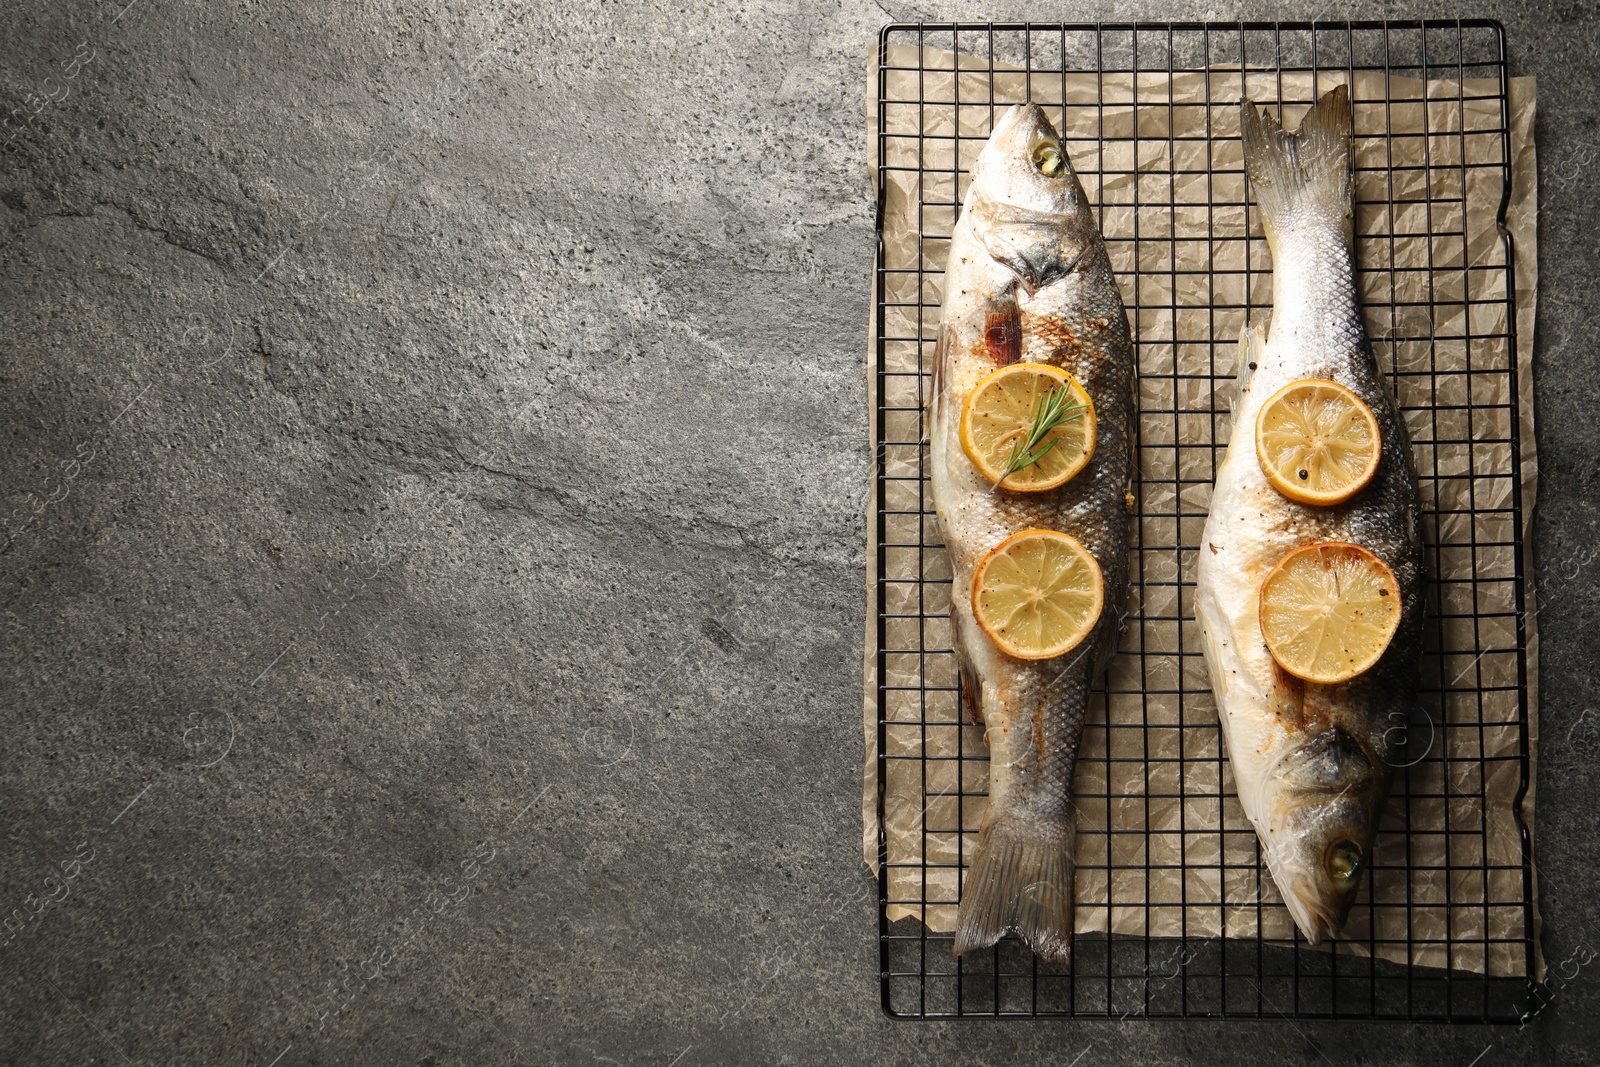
top-left (1255, 378), bottom-right (1381, 507)
top-left (960, 363), bottom-right (1095, 492)
top-left (1258, 541), bottom-right (1402, 684)
top-left (972, 529), bottom-right (1103, 660)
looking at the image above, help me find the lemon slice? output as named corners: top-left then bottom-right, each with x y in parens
top-left (1255, 378), bottom-right (1381, 506)
top-left (972, 529), bottom-right (1103, 660)
top-left (960, 363), bottom-right (1095, 492)
top-left (1258, 541), bottom-right (1402, 684)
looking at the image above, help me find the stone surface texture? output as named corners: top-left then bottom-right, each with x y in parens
top-left (1, 1), bottom-right (1595, 1064)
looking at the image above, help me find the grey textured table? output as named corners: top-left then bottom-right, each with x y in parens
top-left (0, 2), bottom-right (1594, 1065)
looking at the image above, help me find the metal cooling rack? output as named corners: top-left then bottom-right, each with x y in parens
top-left (871, 20), bottom-right (1537, 1021)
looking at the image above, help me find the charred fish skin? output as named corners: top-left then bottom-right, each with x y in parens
top-left (1194, 86), bottom-right (1425, 944)
top-left (929, 104), bottom-right (1135, 963)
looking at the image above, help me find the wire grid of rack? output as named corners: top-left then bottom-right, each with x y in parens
top-left (871, 21), bottom-right (1535, 1021)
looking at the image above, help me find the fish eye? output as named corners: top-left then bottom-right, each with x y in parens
top-left (1032, 141), bottom-right (1066, 178)
top-left (1326, 839), bottom-right (1363, 883)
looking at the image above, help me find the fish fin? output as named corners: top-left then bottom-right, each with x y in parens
top-left (1235, 318), bottom-right (1267, 400)
top-left (949, 609), bottom-right (986, 725)
top-left (1194, 600), bottom-right (1227, 709)
top-left (931, 322), bottom-right (953, 421)
top-left (953, 815), bottom-right (1074, 963)
top-left (1240, 84), bottom-right (1352, 248)
top-left (959, 668), bottom-right (983, 726)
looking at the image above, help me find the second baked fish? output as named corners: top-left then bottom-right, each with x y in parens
top-left (1195, 86), bottom-right (1425, 943)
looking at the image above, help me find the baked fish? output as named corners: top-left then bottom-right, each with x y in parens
top-left (929, 103), bottom-right (1135, 962)
top-left (1194, 86), bottom-right (1425, 943)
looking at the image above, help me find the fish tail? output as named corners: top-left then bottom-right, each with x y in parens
top-left (952, 814), bottom-right (1074, 962)
top-left (1240, 84), bottom-right (1352, 246)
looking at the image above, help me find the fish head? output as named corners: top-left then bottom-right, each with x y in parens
top-left (971, 103), bottom-right (1082, 215)
top-left (1258, 727), bottom-right (1386, 944)
top-left (966, 104), bottom-right (1097, 292)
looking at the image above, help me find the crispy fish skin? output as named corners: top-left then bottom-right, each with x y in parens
top-left (1195, 86), bottom-right (1425, 944)
top-left (929, 104), bottom-right (1135, 962)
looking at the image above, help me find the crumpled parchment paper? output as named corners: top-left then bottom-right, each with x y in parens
top-left (862, 39), bottom-right (1541, 979)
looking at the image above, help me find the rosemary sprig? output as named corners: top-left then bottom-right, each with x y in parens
top-left (993, 385), bottom-right (1088, 490)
